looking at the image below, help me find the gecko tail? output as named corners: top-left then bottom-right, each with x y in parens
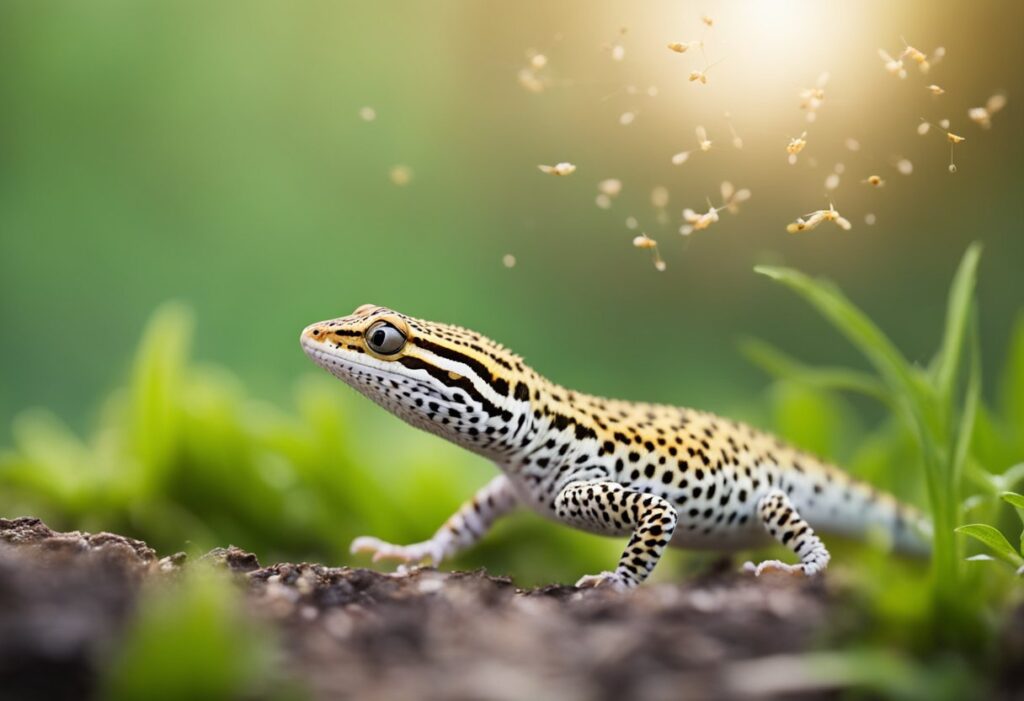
top-left (812, 478), bottom-right (931, 557)
top-left (893, 506), bottom-right (932, 557)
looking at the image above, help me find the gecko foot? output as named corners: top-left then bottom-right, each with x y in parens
top-left (575, 570), bottom-right (631, 592)
top-left (350, 536), bottom-right (445, 566)
top-left (742, 559), bottom-right (822, 577)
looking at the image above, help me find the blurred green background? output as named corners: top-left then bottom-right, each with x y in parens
top-left (1, 0), bottom-right (1021, 435)
top-left (1, 1), bottom-right (1022, 579)
top-left (2, 5), bottom-right (1024, 695)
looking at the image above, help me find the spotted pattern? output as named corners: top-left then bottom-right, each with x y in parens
top-left (555, 480), bottom-right (677, 587)
top-left (301, 305), bottom-right (930, 588)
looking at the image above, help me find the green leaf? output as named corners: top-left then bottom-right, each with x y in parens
top-left (754, 265), bottom-right (928, 414)
top-left (1001, 492), bottom-right (1024, 550)
top-left (933, 243), bottom-right (982, 406)
top-left (129, 303), bottom-right (193, 493)
top-left (955, 524), bottom-right (1023, 566)
top-left (739, 337), bottom-right (889, 403)
top-left (103, 568), bottom-right (283, 701)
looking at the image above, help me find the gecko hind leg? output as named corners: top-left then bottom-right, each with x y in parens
top-left (744, 488), bottom-right (831, 577)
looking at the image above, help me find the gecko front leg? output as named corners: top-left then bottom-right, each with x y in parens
top-left (744, 488), bottom-right (831, 577)
top-left (351, 474), bottom-right (518, 566)
top-left (554, 480), bottom-right (678, 591)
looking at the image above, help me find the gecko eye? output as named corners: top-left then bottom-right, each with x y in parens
top-left (365, 321), bottom-right (406, 355)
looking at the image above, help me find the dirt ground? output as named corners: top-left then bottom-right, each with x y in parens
top-left (0, 517), bottom-right (1019, 701)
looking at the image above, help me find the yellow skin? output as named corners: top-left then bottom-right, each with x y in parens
top-left (301, 305), bottom-right (928, 590)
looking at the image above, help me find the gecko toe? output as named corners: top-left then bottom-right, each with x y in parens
top-left (746, 559), bottom-right (811, 578)
top-left (350, 536), bottom-right (384, 555)
top-left (575, 571), bottom-right (630, 592)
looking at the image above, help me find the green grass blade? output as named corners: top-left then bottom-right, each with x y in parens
top-left (754, 266), bottom-right (927, 411)
top-left (999, 311), bottom-right (1024, 433)
top-left (997, 463), bottom-right (1024, 492)
top-left (948, 312), bottom-right (981, 531)
top-left (970, 463), bottom-right (1024, 502)
top-left (955, 524), bottom-right (1023, 566)
top-left (739, 337), bottom-right (890, 403)
top-left (933, 243), bottom-right (982, 406)
top-left (963, 461), bottom-right (1003, 495)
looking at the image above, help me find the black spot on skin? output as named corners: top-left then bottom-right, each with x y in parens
top-left (575, 423), bottom-right (597, 440)
top-left (514, 382), bottom-right (529, 401)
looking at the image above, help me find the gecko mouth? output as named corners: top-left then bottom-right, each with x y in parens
top-left (302, 340), bottom-right (379, 376)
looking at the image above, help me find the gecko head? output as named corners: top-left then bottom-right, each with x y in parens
top-left (301, 304), bottom-right (414, 386)
top-left (300, 304), bottom-right (529, 445)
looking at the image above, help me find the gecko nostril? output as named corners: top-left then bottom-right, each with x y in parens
top-left (312, 328), bottom-right (321, 336)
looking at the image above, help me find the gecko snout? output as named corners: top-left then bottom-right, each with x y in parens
top-left (301, 323), bottom-right (329, 344)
